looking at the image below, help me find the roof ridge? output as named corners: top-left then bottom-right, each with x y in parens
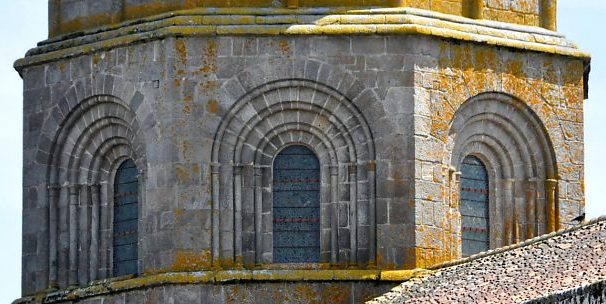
top-left (429, 215), bottom-right (606, 270)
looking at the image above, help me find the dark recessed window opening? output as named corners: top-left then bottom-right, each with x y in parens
top-left (113, 159), bottom-right (139, 276)
top-left (272, 145), bottom-right (321, 263)
top-left (460, 155), bottom-right (489, 257)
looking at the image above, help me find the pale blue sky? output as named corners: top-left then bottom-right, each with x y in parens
top-left (0, 1), bottom-right (604, 302)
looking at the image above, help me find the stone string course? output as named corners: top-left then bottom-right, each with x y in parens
top-left (369, 217), bottom-right (606, 303)
top-left (16, 7), bottom-right (588, 71)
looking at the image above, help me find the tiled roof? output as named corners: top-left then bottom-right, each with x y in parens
top-left (369, 217), bottom-right (606, 304)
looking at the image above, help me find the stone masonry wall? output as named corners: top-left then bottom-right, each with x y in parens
top-left (410, 37), bottom-right (585, 267)
top-left (21, 34), bottom-right (584, 296)
top-left (47, 0), bottom-right (553, 37)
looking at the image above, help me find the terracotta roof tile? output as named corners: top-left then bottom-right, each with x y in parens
top-left (370, 217), bottom-right (606, 304)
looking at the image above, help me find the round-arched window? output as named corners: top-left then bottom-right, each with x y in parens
top-left (460, 155), bottom-right (489, 257)
top-left (113, 159), bottom-right (139, 276)
top-left (272, 145), bottom-right (321, 263)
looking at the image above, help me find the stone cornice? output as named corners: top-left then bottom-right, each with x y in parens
top-left (13, 269), bottom-right (431, 304)
top-left (15, 7), bottom-right (589, 72)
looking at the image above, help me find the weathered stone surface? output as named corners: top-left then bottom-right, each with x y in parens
top-left (17, 1), bottom-right (589, 302)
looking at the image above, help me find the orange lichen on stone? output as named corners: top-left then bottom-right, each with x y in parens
top-left (208, 99), bottom-right (220, 114)
top-left (172, 250), bottom-right (213, 271)
top-left (175, 39), bottom-right (188, 66)
top-left (175, 164), bottom-right (191, 183)
top-left (279, 39), bottom-right (292, 54)
top-left (92, 53), bottom-right (101, 66)
top-left (200, 40), bottom-right (218, 74)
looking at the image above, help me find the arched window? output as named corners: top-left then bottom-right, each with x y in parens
top-left (460, 155), bottom-right (489, 257)
top-left (113, 159), bottom-right (139, 276)
top-left (272, 145), bottom-right (321, 263)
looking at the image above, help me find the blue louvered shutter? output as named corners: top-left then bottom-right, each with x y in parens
top-left (113, 159), bottom-right (139, 276)
top-left (460, 155), bottom-right (490, 257)
top-left (273, 145), bottom-right (321, 263)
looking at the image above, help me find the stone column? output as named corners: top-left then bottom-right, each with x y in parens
top-left (233, 165), bottom-right (243, 264)
top-left (348, 163), bottom-right (358, 265)
top-left (98, 182), bottom-right (110, 279)
top-left (540, 0), bottom-right (557, 31)
top-left (330, 165), bottom-right (339, 265)
top-left (526, 178), bottom-right (538, 239)
top-left (391, 0), bottom-right (406, 7)
top-left (211, 163), bottom-right (220, 266)
top-left (502, 179), bottom-right (515, 246)
top-left (468, 0), bottom-right (484, 19)
top-left (89, 184), bottom-right (101, 282)
top-left (450, 170), bottom-right (462, 257)
top-left (68, 184), bottom-right (80, 286)
top-left (286, 0), bottom-right (298, 8)
top-left (79, 185), bottom-right (90, 285)
top-left (367, 161), bottom-right (376, 266)
top-left (254, 165), bottom-right (263, 265)
top-left (546, 179), bottom-right (559, 232)
top-left (47, 184), bottom-right (60, 289)
top-left (48, 0), bottom-right (61, 37)
top-left (136, 170), bottom-right (145, 274)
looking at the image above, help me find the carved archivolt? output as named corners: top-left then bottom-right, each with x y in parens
top-left (46, 95), bottom-right (146, 288)
top-left (448, 92), bottom-right (558, 249)
top-left (211, 80), bottom-right (376, 267)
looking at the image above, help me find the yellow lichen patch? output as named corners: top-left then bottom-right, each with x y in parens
top-left (293, 284), bottom-right (320, 303)
top-left (279, 39), bottom-right (292, 55)
top-left (172, 250), bottom-right (213, 271)
top-left (92, 53), bottom-right (101, 66)
top-left (207, 99), bottom-right (220, 114)
top-left (182, 104), bottom-right (192, 115)
top-left (175, 39), bottom-right (188, 66)
top-left (199, 39), bottom-right (218, 74)
top-left (215, 270), bottom-right (253, 281)
top-left (175, 164), bottom-right (191, 183)
top-left (181, 141), bottom-right (192, 160)
top-left (320, 285), bottom-right (351, 303)
top-left (380, 269), bottom-right (431, 281)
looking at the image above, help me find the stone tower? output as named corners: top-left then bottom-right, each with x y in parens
top-left (15, 0), bottom-right (589, 303)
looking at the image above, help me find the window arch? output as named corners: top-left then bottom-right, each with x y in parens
top-left (459, 155), bottom-right (490, 257)
top-left (272, 145), bottom-right (321, 263)
top-left (210, 79), bottom-right (377, 267)
top-left (448, 93), bottom-right (558, 253)
top-left (113, 159), bottom-right (139, 276)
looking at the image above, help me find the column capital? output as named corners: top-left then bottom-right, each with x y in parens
top-left (47, 184), bottom-right (61, 190)
top-left (68, 184), bottom-right (81, 194)
top-left (366, 160), bottom-right (376, 172)
top-left (330, 165), bottom-right (339, 176)
top-left (210, 162), bottom-right (221, 173)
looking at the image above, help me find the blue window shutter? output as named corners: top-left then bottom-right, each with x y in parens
top-left (460, 155), bottom-right (490, 257)
top-left (113, 159), bottom-right (139, 276)
top-left (273, 145), bottom-right (321, 263)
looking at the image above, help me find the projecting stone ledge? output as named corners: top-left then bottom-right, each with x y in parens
top-left (13, 269), bottom-right (430, 304)
top-left (15, 7), bottom-right (588, 72)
